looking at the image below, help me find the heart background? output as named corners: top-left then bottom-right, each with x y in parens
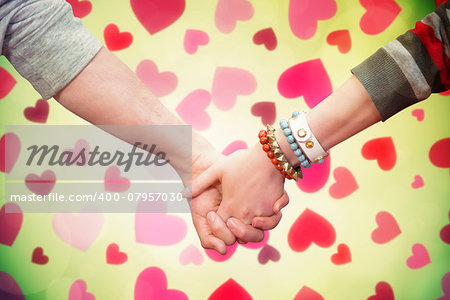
top-left (0, 0), bottom-right (449, 299)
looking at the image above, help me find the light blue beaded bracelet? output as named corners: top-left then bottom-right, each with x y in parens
top-left (280, 115), bottom-right (311, 169)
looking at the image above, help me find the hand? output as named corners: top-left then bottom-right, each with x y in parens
top-left (189, 138), bottom-right (287, 254)
top-left (191, 142), bottom-right (289, 236)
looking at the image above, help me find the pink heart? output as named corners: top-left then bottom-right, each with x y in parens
top-left (106, 243), bottom-right (127, 265)
top-left (63, 139), bottom-right (90, 166)
top-left (135, 201), bottom-right (187, 246)
top-left (371, 211), bottom-right (401, 244)
top-left (25, 170), bottom-right (56, 196)
top-left (215, 0), bottom-right (254, 34)
top-left (0, 133), bottom-right (21, 174)
top-left (296, 151), bottom-right (331, 193)
top-left (251, 102), bottom-right (276, 125)
top-left (359, 0), bottom-right (401, 35)
top-left (0, 203), bottom-right (23, 247)
top-left (222, 140), bottom-right (248, 156)
top-left (0, 271), bottom-right (25, 300)
top-left (294, 286), bottom-right (324, 300)
top-left (406, 243), bottom-right (431, 269)
top-left (0, 67), bottom-right (16, 99)
top-left (257, 244), bottom-right (280, 264)
top-left (411, 109), bottom-right (424, 121)
top-left (135, 267), bottom-right (188, 300)
top-left (278, 59), bottom-right (333, 108)
top-left (136, 60), bottom-right (177, 97)
top-left (289, 0), bottom-right (337, 40)
top-left (241, 230), bottom-right (269, 249)
top-left (131, 0), bottom-right (185, 35)
top-left (176, 89), bottom-right (211, 130)
top-left (104, 166), bottom-right (130, 193)
top-left (205, 242), bottom-right (238, 262)
top-left (411, 175), bottom-right (424, 189)
top-left (329, 167), bottom-right (358, 199)
top-left (52, 206), bottom-right (103, 251)
top-left (184, 30), bottom-right (209, 54)
top-left (69, 280), bottom-right (95, 300)
top-left (212, 67), bottom-right (257, 111)
top-left (24, 99), bottom-right (49, 123)
top-left (179, 245), bottom-right (204, 265)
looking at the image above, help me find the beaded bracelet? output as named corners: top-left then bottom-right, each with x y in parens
top-left (258, 125), bottom-right (302, 181)
top-left (279, 112), bottom-right (311, 169)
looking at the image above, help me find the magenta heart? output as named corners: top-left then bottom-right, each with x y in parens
top-left (440, 211), bottom-right (450, 245)
top-left (0, 271), bottom-right (25, 300)
top-left (179, 245), bottom-right (204, 265)
top-left (24, 99), bottom-right (49, 123)
top-left (371, 211), bottom-right (401, 244)
top-left (222, 140), bottom-right (248, 156)
top-left (411, 109), bottom-right (424, 121)
top-left (0, 67), bottom-right (16, 99)
top-left (289, 0), bottom-right (337, 40)
top-left (296, 151), bottom-right (331, 193)
top-left (25, 170), bottom-right (56, 196)
top-left (135, 267), bottom-right (188, 300)
top-left (251, 102), bottom-right (276, 125)
top-left (69, 280), bottom-right (95, 300)
top-left (411, 175), bottom-right (424, 189)
top-left (278, 59), bottom-right (333, 108)
top-left (406, 243), bottom-right (431, 269)
top-left (367, 281), bottom-right (394, 300)
top-left (184, 29), bottom-right (209, 54)
top-left (0, 203), bottom-right (23, 247)
top-left (359, 0), bottom-right (401, 35)
top-left (437, 272), bottom-right (450, 300)
top-left (329, 166), bottom-right (358, 199)
top-left (131, 0), bottom-right (185, 35)
top-left (135, 201), bottom-right (187, 246)
top-left (0, 133), bottom-right (21, 174)
top-left (104, 166), bottom-right (130, 192)
top-left (211, 67), bottom-right (257, 110)
top-left (257, 244), bottom-right (280, 264)
top-left (215, 0), bottom-right (254, 34)
top-left (136, 60), bottom-right (177, 97)
top-left (176, 89), bottom-right (211, 130)
top-left (52, 206), bottom-right (103, 251)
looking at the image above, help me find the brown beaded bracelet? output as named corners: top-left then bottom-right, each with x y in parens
top-left (258, 125), bottom-right (302, 181)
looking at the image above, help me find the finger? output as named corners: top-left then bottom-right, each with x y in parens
top-left (273, 190), bottom-right (290, 213)
top-left (193, 216), bottom-right (228, 255)
top-left (190, 163), bottom-right (223, 198)
top-left (251, 211), bottom-right (282, 230)
top-left (207, 211), bottom-right (236, 246)
top-left (226, 217), bottom-right (264, 243)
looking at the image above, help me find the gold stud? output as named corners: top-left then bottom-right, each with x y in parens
top-left (306, 141), bottom-right (314, 149)
top-left (282, 164), bottom-right (290, 171)
top-left (273, 148), bottom-right (283, 156)
top-left (291, 172), bottom-right (299, 181)
top-left (277, 155), bottom-right (287, 163)
top-left (297, 128), bottom-right (307, 138)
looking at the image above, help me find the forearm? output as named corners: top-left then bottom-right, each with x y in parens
top-left (55, 47), bottom-right (213, 179)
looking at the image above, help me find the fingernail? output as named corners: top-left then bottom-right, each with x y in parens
top-left (253, 220), bottom-right (262, 228)
top-left (207, 212), bottom-right (215, 223)
top-left (228, 218), bottom-right (236, 229)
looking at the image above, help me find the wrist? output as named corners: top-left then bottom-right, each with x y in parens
top-left (249, 142), bottom-right (285, 183)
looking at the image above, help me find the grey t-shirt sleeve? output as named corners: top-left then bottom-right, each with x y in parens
top-left (0, 0), bottom-right (102, 100)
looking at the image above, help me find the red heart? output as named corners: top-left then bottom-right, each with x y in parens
top-left (106, 243), bottom-right (127, 265)
top-left (288, 209), bottom-right (336, 252)
top-left (131, 0), bottom-right (185, 35)
top-left (251, 102), bottom-right (276, 125)
top-left (24, 99), bottom-right (49, 123)
top-left (31, 247), bottom-right (49, 265)
top-left (429, 138), bottom-right (450, 173)
top-left (0, 67), bottom-right (16, 99)
top-left (359, 0), bottom-right (401, 35)
top-left (104, 166), bottom-right (130, 192)
top-left (331, 243), bottom-right (351, 265)
top-left (329, 167), bottom-right (358, 199)
top-left (435, 0), bottom-right (446, 7)
top-left (440, 210), bottom-right (450, 244)
top-left (278, 59), bottom-right (333, 109)
top-left (371, 211), bottom-right (401, 244)
top-left (66, 0), bottom-right (92, 18)
top-left (104, 24), bottom-right (133, 51)
top-left (25, 170), bottom-right (56, 196)
top-left (294, 286), bottom-right (324, 300)
top-left (253, 28), bottom-right (277, 51)
top-left (327, 29), bottom-right (351, 54)
top-left (367, 281), bottom-right (395, 300)
top-left (362, 137), bottom-right (396, 171)
top-left (0, 203), bottom-right (23, 247)
top-left (209, 278), bottom-right (252, 300)
top-left (135, 267), bottom-right (188, 300)
top-left (296, 151), bottom-right (331, 193)
top-left (0, 133), bottom-right (21, 174)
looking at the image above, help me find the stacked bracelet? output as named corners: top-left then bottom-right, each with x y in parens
top-left (279, 114), bottom-right (311, 169)
top-left (258, 125), bottom-right (302, 181)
